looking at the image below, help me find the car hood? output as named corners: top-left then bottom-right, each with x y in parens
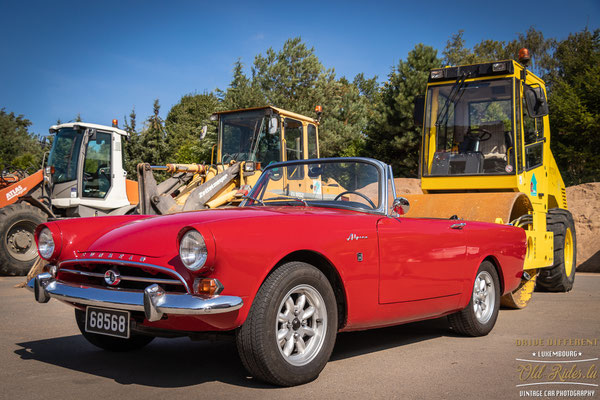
top-left (85, 206), bottom-right (367, 257)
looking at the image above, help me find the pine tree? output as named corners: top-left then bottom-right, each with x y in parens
top-left (123, 107), bottom-right (141, 178)
top-left (365, 44), bottom-right (441, 176)
top-left (0, 109), bottom-right (43, 173)
top-left (548, 29), bottom-right (600, 184)
top-left (165, 93), bottom-right (221, 164)
top-left (219, 59), bottom-right (265, 110)
top-left (138, 100), bottom-right (168, 167)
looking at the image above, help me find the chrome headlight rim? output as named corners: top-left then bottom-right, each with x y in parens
top-left (179, 229), bottom-right (208, 272)
top-left (37, 227), bottom-right (55, 260)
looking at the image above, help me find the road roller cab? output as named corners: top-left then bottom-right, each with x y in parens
top-left (412, 50), bottom-right (576, 306)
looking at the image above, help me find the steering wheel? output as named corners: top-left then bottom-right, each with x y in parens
top-left (333, 191), bottom-right (376, 208)
top-left (465, 127), bottom-right (492, 142)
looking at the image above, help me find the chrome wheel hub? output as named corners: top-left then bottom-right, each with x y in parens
top-left (473, 271), bottom-right (495, 324)
top-left (276, 284), bottom-right (327, 366)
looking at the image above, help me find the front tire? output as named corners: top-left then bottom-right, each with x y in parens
top-left (448, 261), bottom-right (500, 337)
top-left (74, 309), bottom-right (154, 352)
top-left (536, 208), bottom-right (576, 292)
top-left (0, 203), bottom-right (47, 276)
top-left (236, 261), bottom-right (338, 386)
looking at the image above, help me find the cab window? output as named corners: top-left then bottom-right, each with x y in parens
top-left (82, 132), bottom-right (112, 198)
top-left (307, 124), bottom-right (318, 159)
top-left (284, 118), bottom-right (303, 161)
top-left (523, 97), bottom-right (544, 170)
top-left (284, 118), bottom-right (304, 179)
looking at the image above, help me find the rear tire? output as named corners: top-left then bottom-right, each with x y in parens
top-left (0, 203), bottom-right (47, 276)
top-left (536, 209), bottom-right (576, 292)
top-left (448, 261), bottom-right (500, 337)
top-left (75, 309), bottom-right (154, 352)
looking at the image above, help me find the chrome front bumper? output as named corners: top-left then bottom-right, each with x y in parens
top-left (27, 273), bottom-right (243, 322)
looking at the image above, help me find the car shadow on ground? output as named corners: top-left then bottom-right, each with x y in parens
top-left (14, 316), bottom-right (455, 389)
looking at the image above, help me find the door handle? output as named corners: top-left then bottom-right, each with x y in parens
top-left (450, 223), bottom-right (466, 230)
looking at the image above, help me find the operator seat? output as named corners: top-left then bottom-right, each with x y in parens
top-left (478, 122), bottom-right (506, 158)
top-left (478, 121), bottom-right (510, 173)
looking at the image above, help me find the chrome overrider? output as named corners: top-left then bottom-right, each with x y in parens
top-left (27, 273), bottom-right (243, 322)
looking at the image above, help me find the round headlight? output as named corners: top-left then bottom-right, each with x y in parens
top-left (38, 227), bottom-right (55, 260)
top-left (179, 230), bottom-right (208, 271)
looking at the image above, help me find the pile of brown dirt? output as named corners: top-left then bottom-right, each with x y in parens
top-left (393, 178), bottom-right (423, 195)
top-left (391, 179), bottom-right (598, 271)
top-left (566, 182), bottom-right (600, 271)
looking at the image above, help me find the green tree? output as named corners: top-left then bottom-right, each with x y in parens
top-left (442, 27), bottom-right (552, 76)
top-left (0, 109), bottom-right (43, 173)
top-left (365, 44), bottom-right (441, 176)
top-left (251, 37), bottom-right (325, 113)
top-left (219, 59), bottom-right (265, 110)
top-left (138, 100), bottom-right (168, 167)
top-left (122, 107), bottom-right (141, 178)
top-left (248, 37), bottom-right (374, 157)
top-left (548, 29), bottom-right (600, 184)
top-left (165, 92), bottom-right (221, 164)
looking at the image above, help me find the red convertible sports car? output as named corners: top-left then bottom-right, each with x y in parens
top-left (28, 157), bottom-right (526, 386)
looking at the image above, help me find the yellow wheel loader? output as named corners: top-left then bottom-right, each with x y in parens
top-left (411, 49), bottom-right (576, 308)
top-left (137, 106), bottom-right (321, 214)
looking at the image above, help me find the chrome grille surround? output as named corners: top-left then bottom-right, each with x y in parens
top-left (57, 259), bottom-right (190, 293)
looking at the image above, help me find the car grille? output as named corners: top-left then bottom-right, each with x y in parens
top-left (56, 262), bottom-right (188, 293)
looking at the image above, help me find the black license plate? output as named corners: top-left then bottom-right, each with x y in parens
top-left (85, 307), bottom-right (130, 339)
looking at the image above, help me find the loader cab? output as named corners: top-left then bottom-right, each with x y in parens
top-left (47, 122), bottom-right (135, 217)
top-left (214, 106), bottom-right (320, 168)
top-left (416, 60), bottom-right (553, 195)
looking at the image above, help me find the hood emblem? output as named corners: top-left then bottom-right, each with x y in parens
top-left (104, 268), bottom-right (121, 286)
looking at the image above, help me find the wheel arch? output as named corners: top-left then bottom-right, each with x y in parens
top-left (268, 250), bottom-right (348, 330)
top-left (547, 195), bottom-right (560, 210)
top-left (482, 255), bottom-right (505, 295)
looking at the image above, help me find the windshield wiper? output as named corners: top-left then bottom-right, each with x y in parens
top-left (263, 196), bottom-right (308, 206)
top-left (435, 72), bottom-right (470, 131)
top-left (242, 195), bottom-right (265, 206)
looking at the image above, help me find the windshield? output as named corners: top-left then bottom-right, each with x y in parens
top-left (423, 78), bottom-right (516, 176)
top-left (245, 159), bottom-right (381, 211)
top-left (48, 128), bottom-right (84, 184)
top-left (219, 110), bottom-right (281, 165)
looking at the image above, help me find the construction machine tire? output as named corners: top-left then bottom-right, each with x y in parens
top-left (0, 203), bottom-right (47, 276)
top-left (536, 209), bottom-right (576, 292)
top-left (500, 269), bottom-right (538, 309)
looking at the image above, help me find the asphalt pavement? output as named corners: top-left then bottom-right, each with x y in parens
top-left (1, 274), bottom-right (598, 400)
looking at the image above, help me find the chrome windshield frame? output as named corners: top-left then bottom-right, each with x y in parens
top-left (242, 157), bottom-right (392, 216)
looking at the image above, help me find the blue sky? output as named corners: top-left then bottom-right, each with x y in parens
top-left (0, 0), bottom-right (598, 137)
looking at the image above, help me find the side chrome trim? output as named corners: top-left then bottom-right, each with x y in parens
top-left (27, 276), bottom-right (243, 320)
top-left (60, 268), bottom-right (184, 286)
top-left (59, 259), bottom-right (191, 292)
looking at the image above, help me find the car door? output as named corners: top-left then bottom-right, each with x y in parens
top-left (377, 217), bottom-right (467, 304)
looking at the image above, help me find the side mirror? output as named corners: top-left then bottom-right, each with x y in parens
top-left (268, 117), bottom-right (278, 134)
top-left (200, 125), bottom-right (207, 140)
top-left (524, 85), bottom-right (549, 118)
top-left (87, 128), bottom-right (97, 141)
top-left (392, 197), bottom-right (410, 216)
top-left (413, 95), bottom-right (425, 126)
top-left (308, 164), bottom-right (323, 178)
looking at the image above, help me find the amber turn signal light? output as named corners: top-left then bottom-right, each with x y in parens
top-left (193, 278), bottom-right (224, 296)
